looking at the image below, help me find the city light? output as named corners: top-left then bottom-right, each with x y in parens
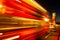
top-left (44, 18), bottom-right (49, 22)
top-left (49, 25), bottom-right (54, 28)
top-left (0, 4), bottom-right (3, 8)
top-left (0, 0), bottom-right (51, 40)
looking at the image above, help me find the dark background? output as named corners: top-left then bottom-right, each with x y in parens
top-left (36, 0), bottom-right (60, 23)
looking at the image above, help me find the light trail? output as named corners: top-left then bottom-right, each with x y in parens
top-left (4, 0), bottom-right (43, 17)
top-left (22, 0), bottom-right (47, 13)
top-left (4, 35), bottom-right (20, 40)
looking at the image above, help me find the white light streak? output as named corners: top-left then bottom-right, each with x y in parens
top-left (16, 0), bottom-right (22, 3)
top-left (4, 35), bottom-right (20, 40)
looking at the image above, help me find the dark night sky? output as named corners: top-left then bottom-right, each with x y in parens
top-left (36, 0), bottom-right (60, 22)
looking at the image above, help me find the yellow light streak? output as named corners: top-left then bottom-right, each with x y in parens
top-left (0, 26), bottom-right (39, 31)
top-left (12, 17), bottom-right (40, 21)
top-left (23, 0), bottom-right (47, 13)
top-left (0, 17), bottom-right (45, 31)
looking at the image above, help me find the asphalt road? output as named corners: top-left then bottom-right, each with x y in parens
top-left (41, 25), bottom-right (60, 40)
